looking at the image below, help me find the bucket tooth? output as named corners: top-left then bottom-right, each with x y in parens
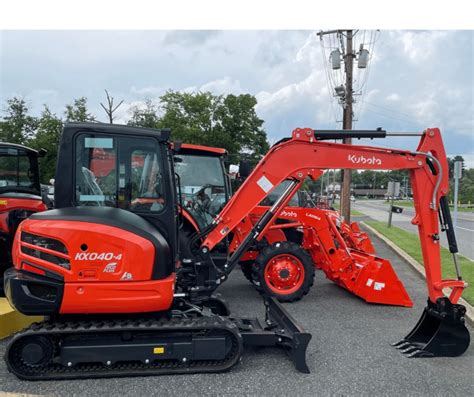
top-left (393, 341), bottom-right (411, 350)
top-left (393, 297), bottom-right (470, 358)
top-left (405, 349), bottom-right (433, 358)
top-left (400, 345), bottom-right (422, 355)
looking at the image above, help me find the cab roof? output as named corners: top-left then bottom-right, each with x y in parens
top-left (180, 143), bottom-right (227, 156)
top-left (0, 142), bottom-right (41, 156)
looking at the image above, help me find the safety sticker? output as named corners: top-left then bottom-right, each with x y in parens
top-left (374, 282), bottom-right (386, 291)
top-left (366, 278), bottom-right (374, 287)
top-left (153, 347), bottom-right (165, 354)
top-left (257, 175), bottom-right (273, 193)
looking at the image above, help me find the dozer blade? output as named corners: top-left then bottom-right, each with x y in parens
top-left (349, 251), bottom-right (413, 307)
top-left (393, 297), bottom-right (470, 357)
top-left (235, 297), bottom-right (311, 373)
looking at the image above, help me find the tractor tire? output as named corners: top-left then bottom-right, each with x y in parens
top-left (240, 261), bottom-right (254, 282)
top-left (240, 261), bottom-right (262, 290)
top-left (253, 241), bottom-right (314, 302)
top-left (179, 229), bottom-right (197, 261)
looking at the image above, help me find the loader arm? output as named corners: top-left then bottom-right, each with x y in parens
top-left (201, 127), bottom-right (466, 306)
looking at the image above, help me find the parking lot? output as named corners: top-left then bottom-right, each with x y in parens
top-left (0, 229), bottom-right (472, 396)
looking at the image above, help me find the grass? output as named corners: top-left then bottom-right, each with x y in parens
top-left (366, 220), bottom-right (474, 305)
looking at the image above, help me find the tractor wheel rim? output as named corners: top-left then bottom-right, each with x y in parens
top-left (264, 254), bottom-right (305, 295)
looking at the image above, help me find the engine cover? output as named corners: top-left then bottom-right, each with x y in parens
top-left (7, 207), bottom-right (175, 314)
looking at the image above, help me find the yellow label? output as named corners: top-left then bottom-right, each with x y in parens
top-left (153, 347), bottom-right (165, 354)
top-left (0, 200), bottom-right (8, 205)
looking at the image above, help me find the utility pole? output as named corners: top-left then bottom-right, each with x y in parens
top-left (318, 29), bottom-right (355, 222)
top-left (340, 30), bottom-right (354, 222)
top-left (453, 160), bottom-right (462, 230)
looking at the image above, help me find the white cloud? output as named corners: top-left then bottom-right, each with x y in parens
top-left (130, 85), bottom-right (164, 97)
top-left (396, 30), bottom-right (449, 63)
top-left (162, 31), bottom-right (220, 46)
top-left (200, 77), bottom-right (243, 95)
top-left (386, 93), bottom-right (401, 101)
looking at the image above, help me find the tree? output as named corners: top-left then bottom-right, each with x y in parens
top-left (64, 97), bottom-right (95, 122)
top-left (1, 97), bottom-right (38, 144)
top-left (218, 94), bottom-right (269, 161)
top-left (29, 106), bottom-right (63, 183)
top-left (100, 90), bottom-right (124, 124)
top-left (156, 91), bottom-right (269, 163)
top-left (128, 100), bottom-right (160, 128)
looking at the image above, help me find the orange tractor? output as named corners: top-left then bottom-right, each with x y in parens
top-left (0, 143), bottom-right (49, 295)
top-left (3, 124), bottom-right (470, 380)
top-left (174, 144), bottom-right (410, 306)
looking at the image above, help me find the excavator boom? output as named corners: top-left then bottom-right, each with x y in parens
top-left (199, 127), bottom-right (469, 358)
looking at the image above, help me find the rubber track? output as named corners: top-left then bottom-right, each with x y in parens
top-left (5, 315), bottom-right (243, 380)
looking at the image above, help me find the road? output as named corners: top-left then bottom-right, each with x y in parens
top-left (354, 200), bottom-right (474, 260)
top-left (0, 232), bottom-right (472, 396)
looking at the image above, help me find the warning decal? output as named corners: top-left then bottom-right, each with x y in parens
top-left (257, 175), bottom-right (274, 193)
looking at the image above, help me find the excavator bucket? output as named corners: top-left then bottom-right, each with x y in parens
top-left (393, 297), bottom-right (470, 357)
top-left (347, 251), bottom-right (413, 307)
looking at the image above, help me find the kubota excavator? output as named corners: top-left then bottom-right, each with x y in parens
top-left (3, 123), bottom-right (311, 380)
top-left (0, 143), bottom-right (49, 295)
top-left (3, 124), bottom-right (470, 380)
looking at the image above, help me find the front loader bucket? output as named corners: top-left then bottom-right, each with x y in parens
top-left (393, 297), bottom-right (470, 357)
top-left (349, 222), bottom-right (375, 254)
top-left (348, 251), bottom-right (413, 307)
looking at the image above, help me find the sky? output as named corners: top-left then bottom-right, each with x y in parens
top-left (1, 30), bottom-right (473, 165)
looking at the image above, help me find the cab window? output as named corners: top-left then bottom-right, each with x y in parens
top-left (75, 134), bottom-right (165, 213)
top-left (0, 147), bottom-right (40, 195)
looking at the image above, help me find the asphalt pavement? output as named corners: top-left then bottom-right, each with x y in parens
top-left (0, 232), bottom-right (473, 396)
top-left (354, 200), bottom-right (474, 260)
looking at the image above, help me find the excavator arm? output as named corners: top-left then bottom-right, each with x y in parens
top-left (198, 127), bottom-right (469, 358)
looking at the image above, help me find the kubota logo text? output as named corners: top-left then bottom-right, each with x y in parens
top-left (348, 154), bottom-right (382, 165)
top-left (280, 210), bottom-right (297, 218)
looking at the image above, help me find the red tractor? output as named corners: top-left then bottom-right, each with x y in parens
top-left (174, 145), bottom-right (409, 306)
top-left (0, 143), bottom-right (49, 295)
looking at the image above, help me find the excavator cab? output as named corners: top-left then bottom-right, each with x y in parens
top-left (54, 124), bottom-right (179, 263)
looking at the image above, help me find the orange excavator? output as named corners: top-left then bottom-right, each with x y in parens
top-left (3, 124), bottom-right (470, 380)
